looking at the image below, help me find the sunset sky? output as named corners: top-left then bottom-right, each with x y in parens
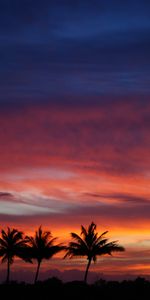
top-left (0, 0), bottom-right (150, 281)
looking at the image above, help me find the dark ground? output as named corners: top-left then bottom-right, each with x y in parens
top-left (1, 277), bottom-right (150, 300)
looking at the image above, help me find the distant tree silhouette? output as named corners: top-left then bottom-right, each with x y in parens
top-left (64, 222), bottom-right (125, 283)
top-left (0, 227), bottom-right (30, 283)
top-left (26, 226), bottom-right (64, 284)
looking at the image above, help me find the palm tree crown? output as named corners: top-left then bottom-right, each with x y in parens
top-left (26, 226), bottom-right (64, 283)
top-left (0, 227), bottom-right (29, 283)
top-left (65, 222), bottom-right (125, 282)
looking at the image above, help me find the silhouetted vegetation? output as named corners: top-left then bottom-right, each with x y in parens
top-left (0, 227), bottom-right (31, 283)
top-left (25, 226), bottom-right (64, 283)
top-left (0, 222), bottom-right (125, 285)
top-left (0, 277), bottom-right (149, 300)
top-left (0, 224), bottom-right (148, 299)
top-left (65, 222), bottom-right (125, 282)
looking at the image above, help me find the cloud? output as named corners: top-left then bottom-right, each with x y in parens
top-left (47, 198), bottom-right (150, 224)
top-left (0, 201), bottom-right (52, 216)
top-left (0, 100), bottom-right (149, 178)
top-left (0, 1), bottom-right (149, 279)
top-left (84, 192), bottom-right (150, 205)
top-left (0, 188), bottom-right (149, 226)
top-left (0, 192), bottom-right (13, 198)
top-left (0, 189), bottom-right (72, 216)
top-left (2, 167), bottom-right (76, 181)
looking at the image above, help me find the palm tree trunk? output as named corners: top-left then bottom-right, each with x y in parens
top-left (84, 258), bottom-right (91, 283)
top-left (6, 257), bottom-right (10, 284)
top-left (34, 261), bottom-right (41, 284)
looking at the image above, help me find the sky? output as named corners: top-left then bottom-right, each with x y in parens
top-left (0, 0), bottom-right (150, 281)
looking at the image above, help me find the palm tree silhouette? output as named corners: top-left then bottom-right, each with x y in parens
top-left (64, 222), bottom-right (125, 283)
top-left (0, 227), bottom-right (29, 283)
top-left (26, 226), bottom-right (64, 284)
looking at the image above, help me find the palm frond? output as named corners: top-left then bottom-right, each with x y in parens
top-left (88, 222), bottom-right (96, 234)
top-left (46, 237), bottom-right (57, 248)
top-left (1, 230), bottom-right (8, 241)
top-left (95, 238), bottom-right (109, 247)
top-left (65, 222), bottom-right (125, 264)
top-left (0, 238), bottom-right (7, 248)
top-left (24, 227), bottom-right (64, 263)
top-left (81, 225), bottom-right (88, 239)
top-left (70, 232), bottom-right (87, 248)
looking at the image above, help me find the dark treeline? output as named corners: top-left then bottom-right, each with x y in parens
top-left (0, 277), bottom-right (149, 300)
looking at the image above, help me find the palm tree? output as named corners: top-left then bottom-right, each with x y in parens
top-left (64, 222), bottom-right (125, 283)
top-left (26, 226), bottom-right (64, 284)
top-left (0, 227), bottom-right (30, 283)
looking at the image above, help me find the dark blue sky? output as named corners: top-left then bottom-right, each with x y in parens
top-left (0, 0), bottom-right (150, 106)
